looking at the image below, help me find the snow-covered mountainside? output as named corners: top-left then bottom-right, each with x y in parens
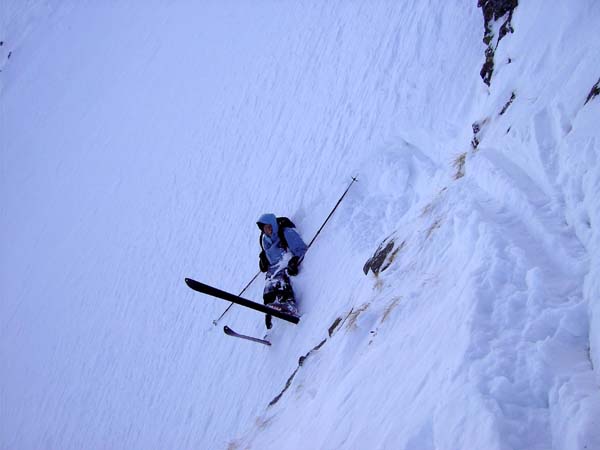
top-left (2, 1), bottom-right (599, 449)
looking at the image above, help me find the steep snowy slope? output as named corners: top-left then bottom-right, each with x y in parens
top-left (1, 1), bottom-right (599, 449)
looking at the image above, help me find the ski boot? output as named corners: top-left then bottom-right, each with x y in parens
top-left (271, 296), bottom-right (299, 316)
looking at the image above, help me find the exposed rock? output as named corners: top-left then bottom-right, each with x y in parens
top-left (268, 313), bottom-right (351, 407)
top-left (477, 0), bottom-right (518, 86)
top-left (472, 120), bottom-right (483, 149)
top-left (363, 238), bottom-right (405, 276)
top-left (454, 153), bottom-right (467, 179)
top-left (585, 78), bottom-right (600, 105)
top-left (478, 0), bottom-right (518, 29)
top-left (363, 240), bottom-right (394, 275)
top-left (268, 337), bottom-right (327, 407)
top-left (345, 303), bottom-right (371, 330)
top-left (480, 46), bottom-right (495, 86)
top-left (328, 316), bottom-right (343, 336)
top-left (499, 91), bottom-right (516, 115)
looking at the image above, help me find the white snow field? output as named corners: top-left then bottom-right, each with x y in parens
top-left (2, 1), bottom-right (600, 449)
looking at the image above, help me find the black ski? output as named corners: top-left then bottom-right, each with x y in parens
top-left (185, 278), bottom-right (300, 325)
top-left (223, 326), bottom-right (271, 346)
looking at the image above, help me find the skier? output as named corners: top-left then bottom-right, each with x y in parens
top-left (256, 213), bottom-right (307, 329)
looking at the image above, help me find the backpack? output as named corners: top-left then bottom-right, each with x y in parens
top-left (259, 217), bottom-right (296, 272)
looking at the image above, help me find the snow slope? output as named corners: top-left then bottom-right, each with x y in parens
top-left (1, 1), bottom-right (599, 449)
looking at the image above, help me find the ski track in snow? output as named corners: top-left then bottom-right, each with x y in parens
top-left (1, 1), bottom-right (600, 449)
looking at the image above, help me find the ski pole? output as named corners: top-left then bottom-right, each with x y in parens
top-left (306, 176), bottom-right (357, 249)
top-left (212, 176), bottom-right (358, 326)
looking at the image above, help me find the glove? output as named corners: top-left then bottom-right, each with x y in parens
top-left (287, 256), bottom-right (300, 276)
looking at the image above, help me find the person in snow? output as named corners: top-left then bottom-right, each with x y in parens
top-left (256, 213), bottom-right (307, 329)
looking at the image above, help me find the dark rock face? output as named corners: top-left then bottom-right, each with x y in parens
top-left (480, 47), bottom-right (495, 86)
top-left (585, 78), bottom-right (600, 105)
top-left (472, 121), bottom-right (482, 149)
top-left (499, 92), bottom-right (516, 115)
top-left (363, 240), bottom-right (395, 275)
top-left (477, 0), bottom-right (518, 86)
top-left (363, 239), bottom-right (405, 276)
top-left (478, 0), bottom-right (518, 24)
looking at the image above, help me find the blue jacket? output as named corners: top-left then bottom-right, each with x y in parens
top-left (257, 213), bottom-right (307, 266)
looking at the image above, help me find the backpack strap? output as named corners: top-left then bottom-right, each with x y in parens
top-left (276, 217), bottom-right (295, 250)
top-left (258, 217), bottom-right (295, 251)
top-left (258, 232), bottom-right (269, 272)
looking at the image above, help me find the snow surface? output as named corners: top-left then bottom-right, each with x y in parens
top-left (2, 1), bottom-right (600, 449)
